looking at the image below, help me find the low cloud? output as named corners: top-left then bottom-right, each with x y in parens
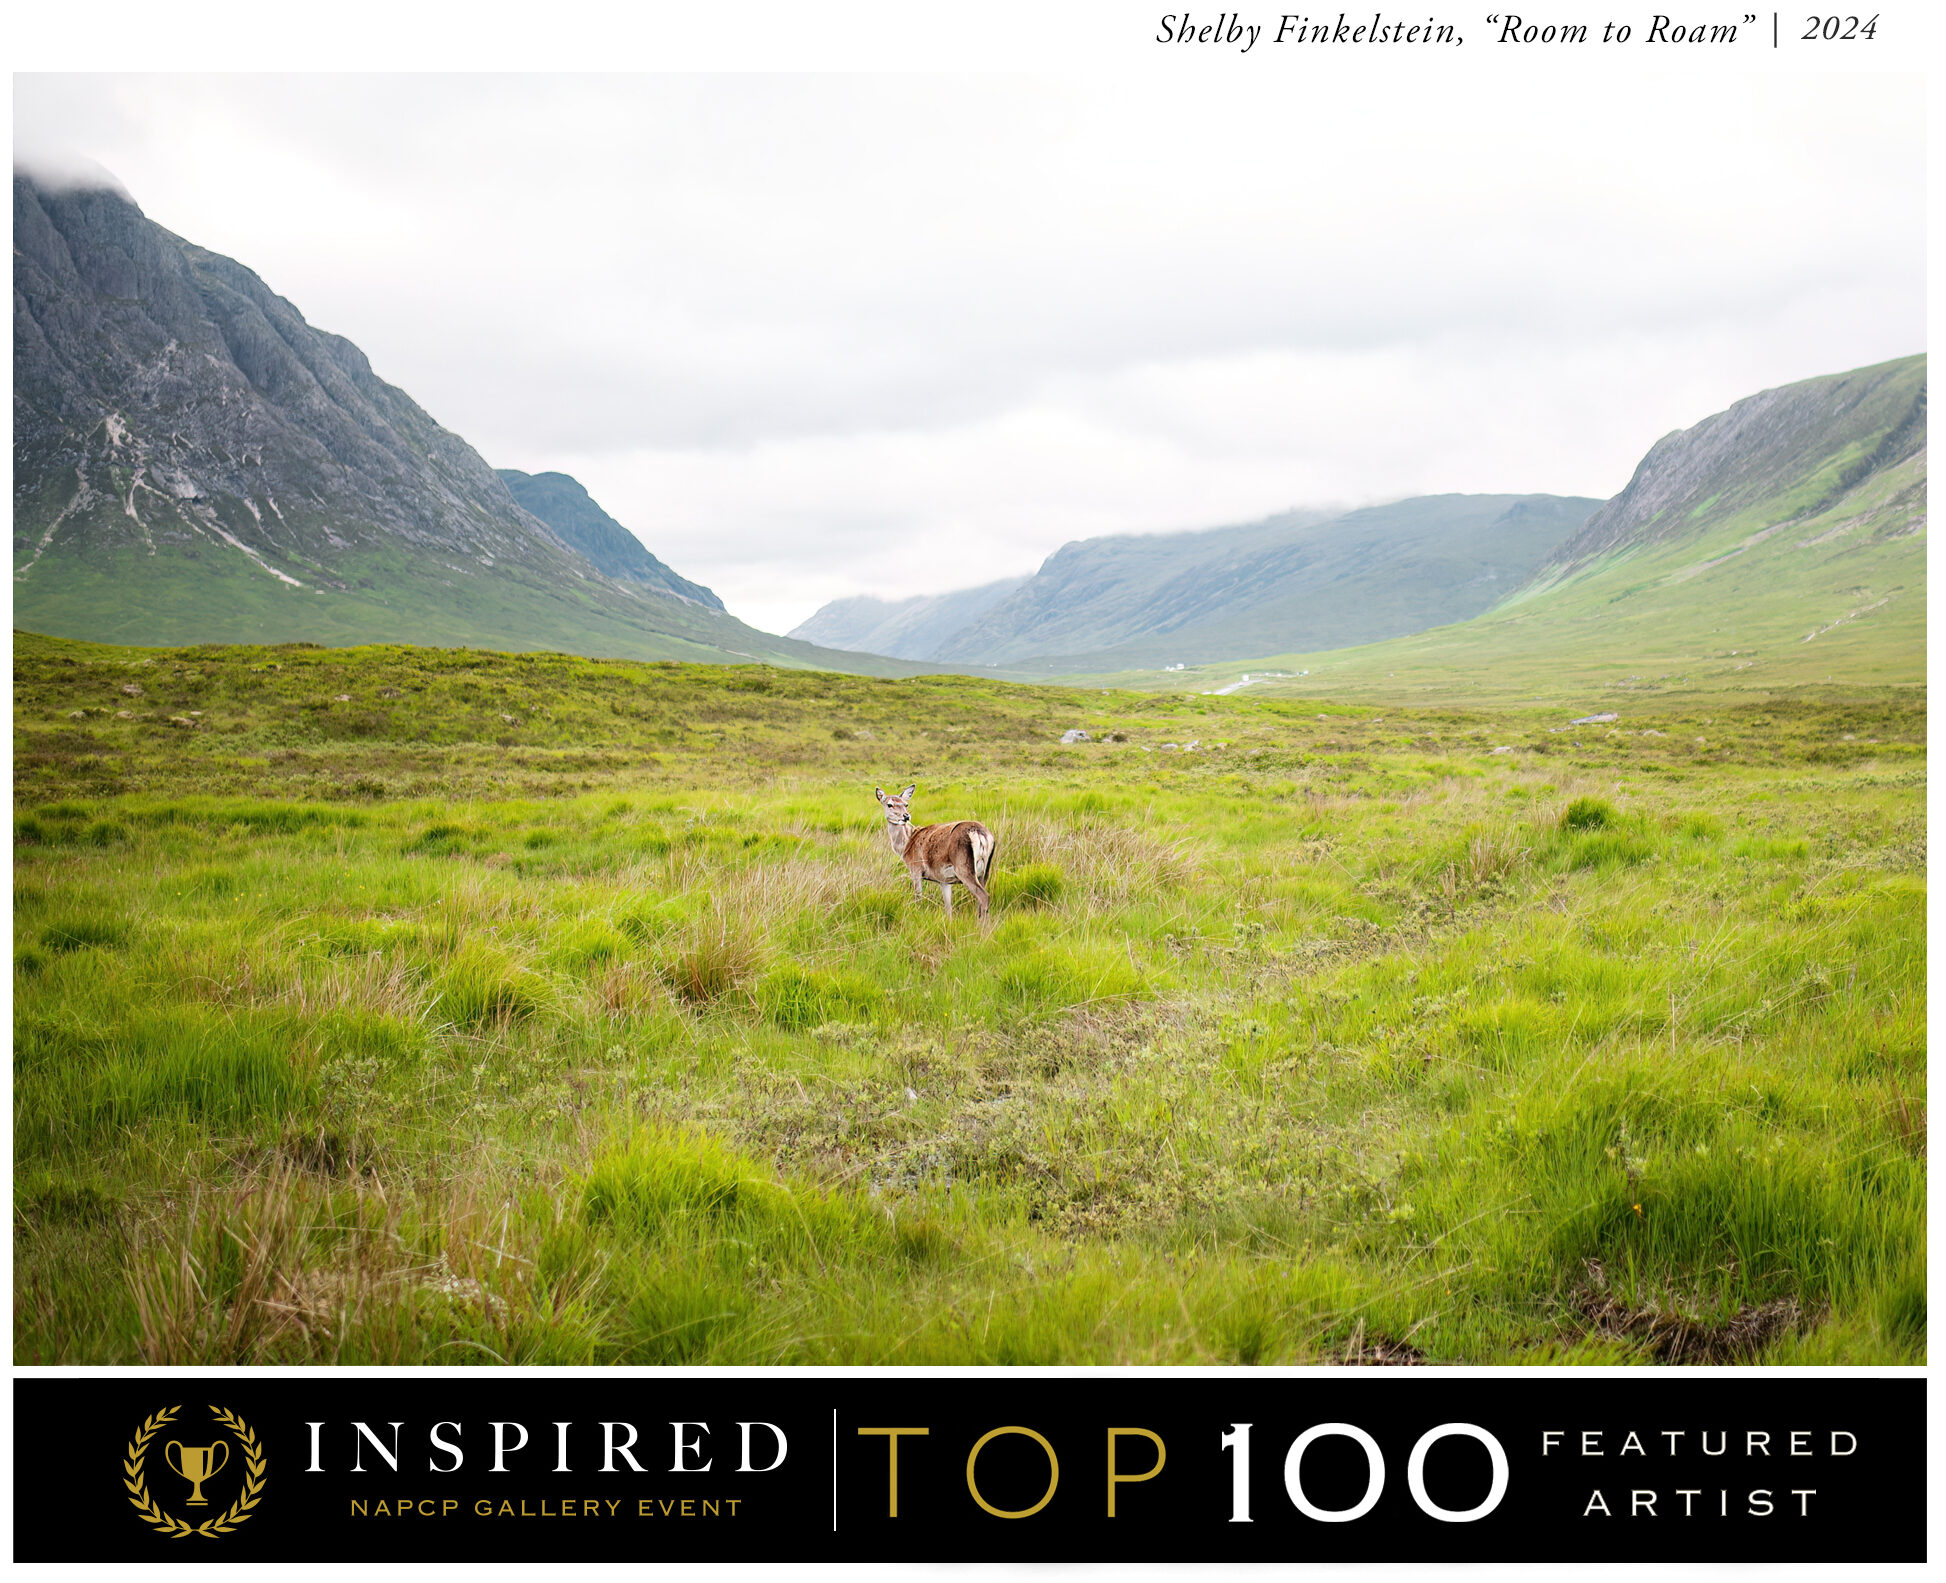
top-left (15, 73), bottom-right (1924, 633)
top-left (13, 143), bottom-right (133, 199)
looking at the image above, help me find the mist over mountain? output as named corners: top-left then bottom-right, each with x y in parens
top-left (789, 356), bottom-right (1925, 687)
top-left (14, 170), bottom-right (1919, 698)
top-left (1165, 352), bottom-right (1926, 701)
top-left (792, 495), bottom-right (1598, 673)
top-left (11, 171), bottom-right (927, 676)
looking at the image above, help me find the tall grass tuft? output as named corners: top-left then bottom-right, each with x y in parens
top-left (662, 918), bottom-right (762, 1005)
top-left (994, 862), bottom-right (1065, 910)
top-left (1560, 796), bottom-right (1618, 830)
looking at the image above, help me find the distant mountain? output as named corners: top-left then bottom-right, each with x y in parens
top-left (497, 469), bottom-right (723, 610)
top-left (1157, 353), bottom-right (1926, 701)
top-left (788, 577), bottom-right (1030, 659)
top-left (913, 495), bottom-right (1597, 672)
top-left (11, 171), bottom-right (930, 677)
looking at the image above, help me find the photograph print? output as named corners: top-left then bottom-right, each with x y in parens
top-left (12, 65), bottom-right (1925, 1375)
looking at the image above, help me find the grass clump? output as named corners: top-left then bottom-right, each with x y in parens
top-left (1560, 795), bottom-right (1618, 830)
top-left (662, 921), bottom-right (761, 1005)
top-left (994, 861), bottom-right (1065, 910)
top-left (436, 944), bottom-right (546, 1027)
top-left (756, 964), bottom-right (883, 1029)
top-left (39, 916), bottom-right (129, 953)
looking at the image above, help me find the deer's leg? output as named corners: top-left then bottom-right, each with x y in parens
top-left (965, 872), bottom-right (992, 925)
top-left (941, 881), bottom-right (954, 919)
top-left (911, 870), bottom-right (924, 903)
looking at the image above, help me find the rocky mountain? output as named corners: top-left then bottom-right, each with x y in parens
top-left (798, 494), bottom-right (1597, 673)
top-left (11, 170), bottom-right (927, 676)
top-left (786, 576), bottom-right (1029, 659)
top-left (1525, 352), bottom-right (1927, 591)
top-left (497, 469), bottom-right (723, 610)
top-left (1159, 352), bottom-right (1926, 701)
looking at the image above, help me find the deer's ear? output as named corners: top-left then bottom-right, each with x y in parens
top-left (900, 784), bottom-right (916, 800)
top-left (874, 787), bottom-right (885, 803)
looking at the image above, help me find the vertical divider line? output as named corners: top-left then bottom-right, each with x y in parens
top-left (831, 1408), bottom-right (838, 1532)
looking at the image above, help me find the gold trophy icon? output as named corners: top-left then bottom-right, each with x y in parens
top-left (164, 1438), bottom-right (230, 1505)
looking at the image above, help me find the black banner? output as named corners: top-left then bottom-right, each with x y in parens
top-left (14, 1375), bottom-right (1925, 1562)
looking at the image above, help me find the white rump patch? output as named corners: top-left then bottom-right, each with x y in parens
top-left (968, 828), bottom-right (994, 883)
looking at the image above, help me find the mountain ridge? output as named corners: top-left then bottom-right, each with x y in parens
top-left (1131, 353), bottom-right (1926, 702)
top-left (786, 577), bottom-right (1030, 658)
top-left (791, 494), bottom-right (1600, 673)
top-left (496, 469), bottom-right (724, 610)
top-left (11, 172), bottom-right (936, 678)
top-left (1528, 353), bottom-right (1926, 589)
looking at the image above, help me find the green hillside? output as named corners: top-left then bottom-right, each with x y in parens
top-left (1108, 356), bottom-right (1925, 707)
top-left (928, 494), bottom-right (1598, 671)
top-left (11, 537), bottom-right (942, 679)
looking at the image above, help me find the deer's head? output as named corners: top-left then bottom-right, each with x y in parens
top-left (875, 784), bottom-right (916, 827)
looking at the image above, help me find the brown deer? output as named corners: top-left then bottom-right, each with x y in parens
top-left (875, 784), bottom-right (996, 923)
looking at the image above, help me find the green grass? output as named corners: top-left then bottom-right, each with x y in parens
top-left (12, 512), bottom-right (947, 679)
top-left (13, 632), bottom-right (1926, 1365)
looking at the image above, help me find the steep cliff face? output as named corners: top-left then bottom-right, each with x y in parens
top-left (1535, 354), bottom-right (1926, 584)
top-left (14, 175), bottom-right (577, 588)
top-left (11, 171), bottom-right (926, 675)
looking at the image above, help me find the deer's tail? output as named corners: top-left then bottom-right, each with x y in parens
top-left (968, 825), bottom-right (996, 886)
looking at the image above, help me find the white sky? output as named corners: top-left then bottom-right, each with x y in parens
top-left (14, 72), bottom-right (1926, 636)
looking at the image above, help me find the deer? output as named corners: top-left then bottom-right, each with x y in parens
top-left (875, 784), bottom-right (996, 924)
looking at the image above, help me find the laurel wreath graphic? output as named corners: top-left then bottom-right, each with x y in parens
top-left (124, 1404), bottom-right (267, 1538)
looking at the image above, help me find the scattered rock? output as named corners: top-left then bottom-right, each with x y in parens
top-left (500, 713), bottom-right (517, 723)
top-left (167, 716), bottom-right (195, 728)
top-left (1060, 729), bottom-right (1091, 744)
top-left (1490, 745), bottom-right (1514, 754)
top-left (1570, 712), bottom-right (1620, 724)
top-left (334, 693), bottom-right (352, 702)
top-left (120, 683), bottom-right (142, 697)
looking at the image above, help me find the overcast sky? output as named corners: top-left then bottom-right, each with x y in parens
top-left (15, 73), bottom-right (1925, 635)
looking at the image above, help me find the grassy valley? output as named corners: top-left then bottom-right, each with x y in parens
top-left (13, 631), bottom-right (1925, 1366)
